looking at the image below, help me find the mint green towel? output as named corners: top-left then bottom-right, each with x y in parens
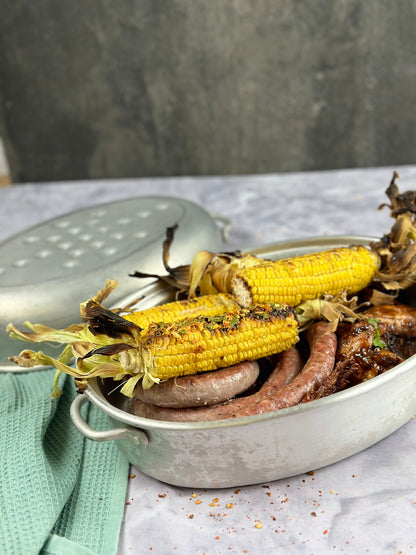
top-left (0, 370), bottom-right (129, 555)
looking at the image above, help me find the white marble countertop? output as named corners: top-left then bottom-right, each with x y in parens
top-left (2, 165), bottom-right (416, 554)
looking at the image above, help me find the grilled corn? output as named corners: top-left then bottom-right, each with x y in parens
top-left (8, 296), bottom-right (298, 396)
top-left (231, 246), bottom-right (379, 308)
top-left (135, 173), bottom-right (416, 305)
top-left (123, 292), bottom-right (239, 328)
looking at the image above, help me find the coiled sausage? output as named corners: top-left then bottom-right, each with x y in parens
top-left (133, 360), bottom-right (260, 408)
top-left (130, 346), bottom-right (303, 422)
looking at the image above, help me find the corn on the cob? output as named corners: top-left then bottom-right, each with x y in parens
top-left (231, 246), bottom-right (380, 308)
top-left (185, 247), bottom-right (380, 305)
top-left (139, 304), bottom-right (298, 383)
top-left (8, 301), bottom-right (299, 396)
top-left (123, 293), bottom-right (239, 328)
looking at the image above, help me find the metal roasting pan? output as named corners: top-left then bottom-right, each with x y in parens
top-left (70, 235), bottom-right (416, 488)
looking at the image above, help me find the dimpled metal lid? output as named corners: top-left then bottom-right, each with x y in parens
top-left (1, 196), bottom-right (223, 371)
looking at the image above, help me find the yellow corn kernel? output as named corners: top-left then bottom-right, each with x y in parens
top-left (231, 246), bottom-right (379, 308)
top-left (140, 303), bottom-right (298, 383)
top-left (123, 293), bottom-right (239, 329)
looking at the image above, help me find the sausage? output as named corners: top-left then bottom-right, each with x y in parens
top-left (133, 360), bottom-right (260, 408)
top-left (129, 346), bottom-right (303, 422)
top-left (261, 347), bottom-right (303, 397)
top-left (253, 321), bottom-right (337, 412)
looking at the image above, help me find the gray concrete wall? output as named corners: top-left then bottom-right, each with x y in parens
top-left (1, 1), bottom-right (415, 182)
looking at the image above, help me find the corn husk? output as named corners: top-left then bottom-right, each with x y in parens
top-left (7, 280), bottom-right (148, 397)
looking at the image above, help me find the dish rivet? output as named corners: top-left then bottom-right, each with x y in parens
top-left (55, 220), bottom-right (70, 228)
top-left (13, 259), bottom-right (30, 268)
top-left (134, 231), bottom-right (148, 239)
top-left (117, 218), bottom-right (131, 225)
top-left (36, 250), bottom-right (52, 259)
top-left (47, 235), bottom-right (62, 243)
top-left (111, 232), bottom-right (125, 240)
top-left (62, 260), bottom-right (79, 268)
top-left (23, 236), bottom-right (40, 244)
top-left (58, 242), bottom-right (72, 250)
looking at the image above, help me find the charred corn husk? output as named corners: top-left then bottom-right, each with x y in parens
top-left (187, 250), bottom-right (261, 297)
top-left (8, 295), bottom-right (298, 396)
top-left (123, 293), bottom-right (239, 328)
top-left (231, 246), bottom-right (379, 308)
top-left (370, 171), bottom-right (416, 290)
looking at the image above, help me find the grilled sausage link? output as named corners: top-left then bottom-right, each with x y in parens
top-left (133, 360), bottom-right (260, 408)
top-left (252, 321), bottom-right (337, 412)
top-left (129, 346), bottom-right (303, 422)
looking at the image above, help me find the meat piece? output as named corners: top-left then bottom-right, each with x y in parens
top-left (339, 302), bottom-right (416, 373)
top-left (334, 320), bottom-right (377, 384)
top-left (403, 337), bottom-right (416, 358)
top-left (133, 360), bottom-right (260, 408)
top-left (129, 346), bottom-right (303, 422)
top-left (303, 347), bottom-right (403, 402)
top-left (364, 303), bottom-right (416, 337)
top-left (364, 303), bottom-right (416, 358)
top-left (303, 302), bottom-right (416, 402)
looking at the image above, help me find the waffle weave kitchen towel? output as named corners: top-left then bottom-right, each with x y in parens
top-left (0, 369), bottom-right (129, 555)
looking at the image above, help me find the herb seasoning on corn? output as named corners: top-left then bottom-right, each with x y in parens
top-left (123, 292), bottom-right (239, 328)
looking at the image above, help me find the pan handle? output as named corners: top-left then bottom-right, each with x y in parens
top-left (70, 394), bottom-right (148, 447)
top-left (210, 214), bottom-right (232, 242)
